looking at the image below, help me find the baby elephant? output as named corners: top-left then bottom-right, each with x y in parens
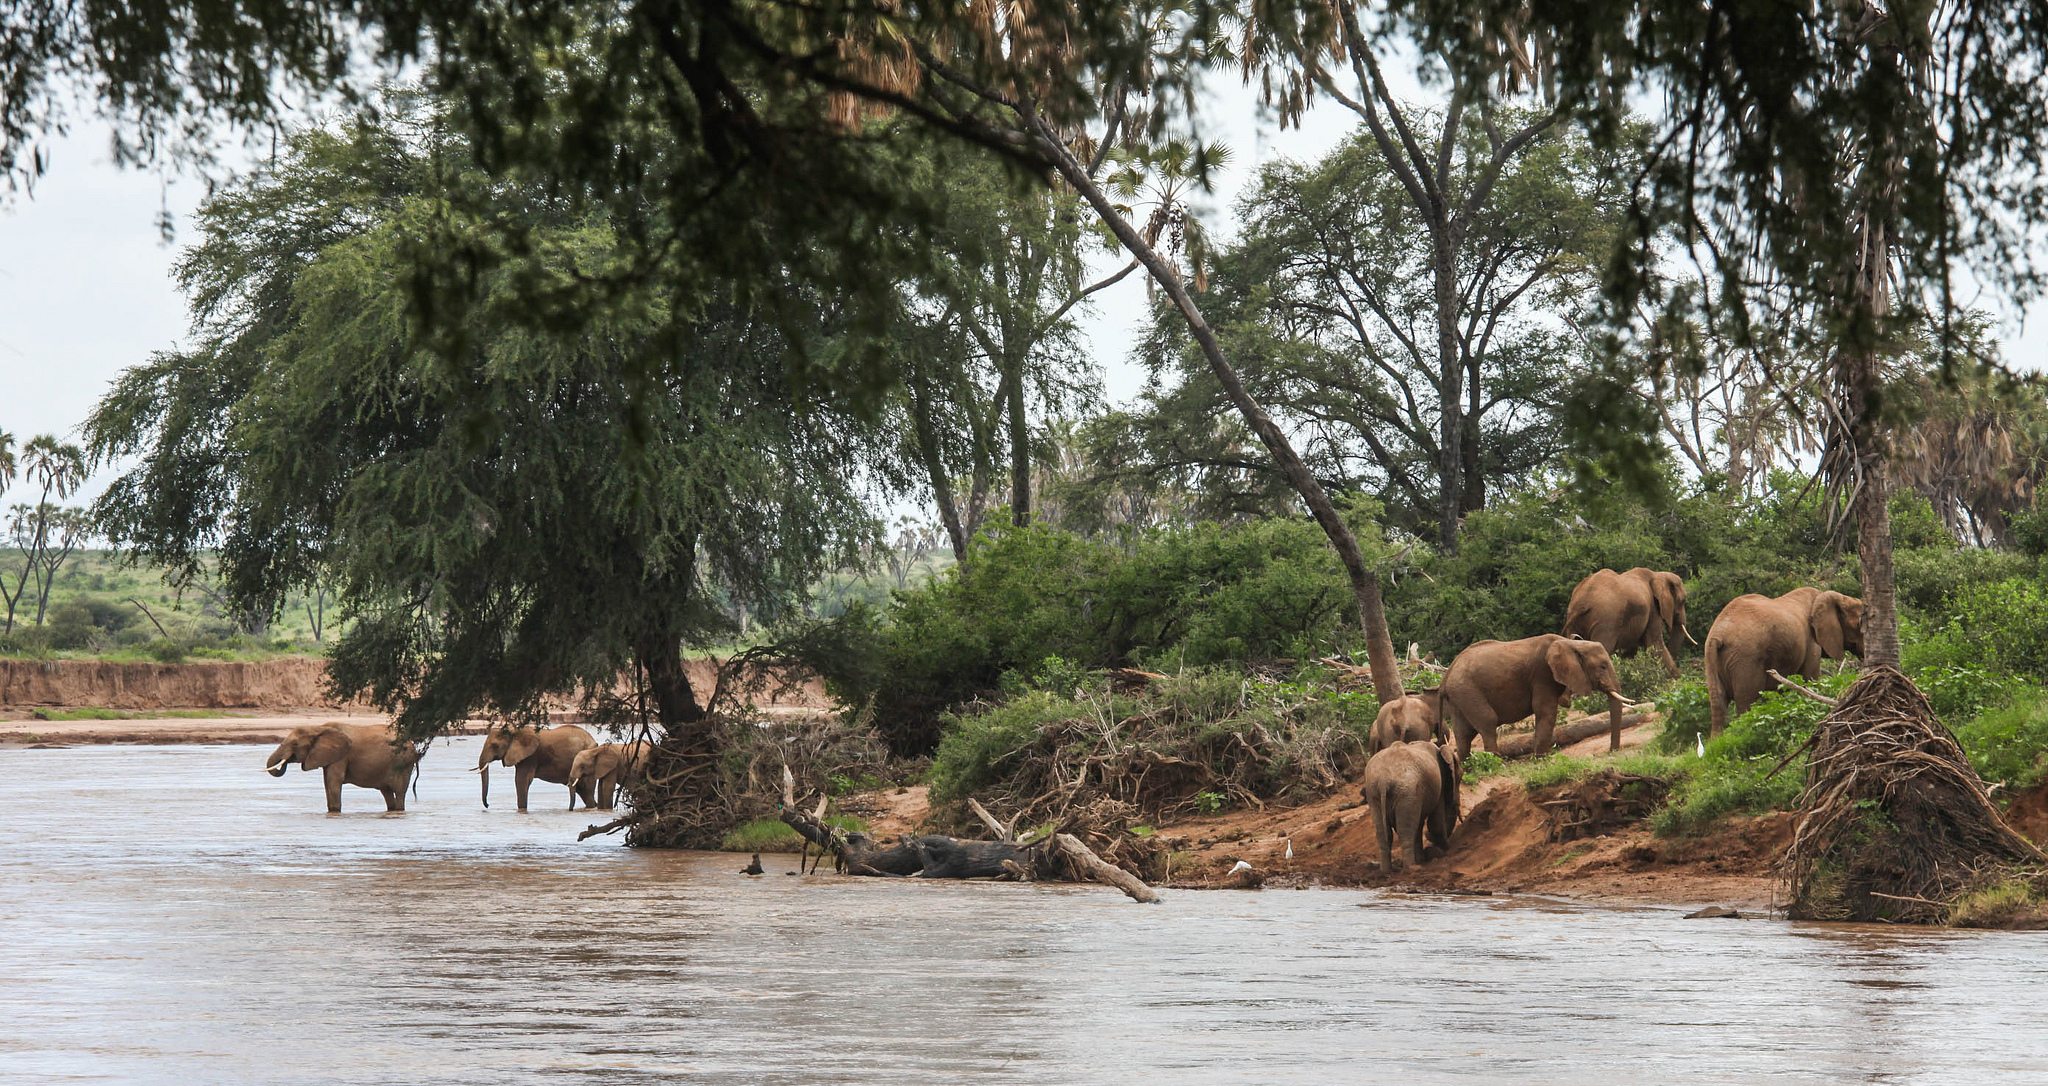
top-left (1361, 740), bottom-right (1461, 873)
top-left (1368, 692), bottom-right (1444, 754)
top-left (264, 722), bottom-right (420, 813)
top-left (566, 741), bottom-right (649, 810)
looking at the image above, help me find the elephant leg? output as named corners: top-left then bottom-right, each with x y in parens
top-left (1402, 805), bottom-right (1426, 867)
top-left (383, 786), bottom-right (403, 812)
top-left (1374, 802), bottom-right (1394, 873)
top-left (600, 773), bottom-right (619, 810)
top-left (324, 765), bottom-right (345, 813)
top-left (1531, 694), bottom-right (1560, 756)
top-left (515, 763), bottom-right (536, 812)
top-left (1655, 637), bottom-right (1679, 678)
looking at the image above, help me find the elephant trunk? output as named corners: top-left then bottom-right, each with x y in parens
top-left (479, 765), bottom-right (490, 809)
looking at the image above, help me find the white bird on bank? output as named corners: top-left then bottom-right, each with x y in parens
top-left (1697, 732), bottom-right (1706, 757)
top-left (1284, 839), bottom-right (1294, 861)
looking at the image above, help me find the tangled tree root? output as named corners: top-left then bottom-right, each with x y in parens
top-left (577, 711), bottom-right (896, 849)
top-left (1533, 769), bottom-right (1671, 843)
top-left (1782, 666), bottom-right (2047, 924)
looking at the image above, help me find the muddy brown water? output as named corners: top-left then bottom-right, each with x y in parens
top-left (4, 741), bottom-right (2046, 1084)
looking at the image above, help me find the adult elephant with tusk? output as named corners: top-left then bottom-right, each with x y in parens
top-left (264, 722), bottom-right (421, 813)
top-left (477, 724), bottom-right (597, 811)
top-left (1440, 634), bottom-right (1633, 759)
top-left (1563, 567), bottom-right (1695, 677)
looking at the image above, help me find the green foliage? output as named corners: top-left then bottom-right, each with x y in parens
top-left (810, 518), bottom-right (1371, 753)
top-left (1648, 680), bottom-right (1715, 755)
top-left (86, 101), bottom-right (892, 739)
top-left (1652, 673), bottom-right (1857, 836)
top-left (1461, 750), bottom-right (1507, 782)
top-left (927, 666), bottom-right (1375, 819)
top-left (718, 815), bottom-right (866, 854)
top-left (1951, 687), bottom-right (2048, 791)
top-left (1916, 578), bottom-right (2048, 679)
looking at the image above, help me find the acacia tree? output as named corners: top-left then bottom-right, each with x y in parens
top-left (1, 436), bottom-right (86, 634)
top-left (1129, 116), bottom-right (1627, 536)
top-left (86, 101), bottom-right (892, 740)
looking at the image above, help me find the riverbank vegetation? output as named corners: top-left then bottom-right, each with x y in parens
top-left (19, 0), bottom-right (2048, 918)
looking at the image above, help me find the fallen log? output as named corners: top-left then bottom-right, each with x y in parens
top-left (1051, 833), bottom-right (1161, 903)
top-left (1495, 711), bottom-right (1649, 759)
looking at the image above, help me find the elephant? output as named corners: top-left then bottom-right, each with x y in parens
top-left (1563, 567), bottom-right (1696, 677)
top-left (263, 722), bottom-right (420, 813)
top-left (476, 724), bottom-right (596, 811)
top-left (1440, 633), bottom-right (1634, 759)
top-left (1704, 587), bottom-right (1864, 735)
top-left (1361, 740), bottom-right (1461, 873)
top-left (566, 741), bottom-right (649, 811)
top-left (1368, 692), bottom-right (1444, 754)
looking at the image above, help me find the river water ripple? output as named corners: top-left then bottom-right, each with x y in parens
top-left (3, 739), bottom-right (2045, 1084)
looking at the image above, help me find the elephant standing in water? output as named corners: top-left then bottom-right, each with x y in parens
top-left (1705, 587), bottom-right (1864, 736)
top-left (1439, 634), bottom-right (1634, 758)
top-left (477, 724), bottom-right (596, 811)
top-left (566, 741), bottom-right (649, 810)
top-left (1362, 740), bottom-right (1460, 872)
top-left (1563, 567), bottom-right (1695, 677)
top-left (264, 722), bottom-right (421, 813)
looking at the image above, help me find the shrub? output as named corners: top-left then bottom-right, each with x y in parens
top-left (1925, 578), bottom-right (2048, 678)
top-left (928, 666), bottom-right (1375, 823)
top-left (1652, 673), bottom-right (1856, 836)
top-left (1952, 686), bottom-right (2048, 790)
top-left (718, 814), bottom-right (865, 853)
top-left (1649, 680), bottom-right (1713, 754)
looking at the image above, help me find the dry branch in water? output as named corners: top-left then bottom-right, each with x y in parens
top-left (1782, 666), bottom-right (2046, 924)
top-left (778, 767), bottom-right (1158, 902)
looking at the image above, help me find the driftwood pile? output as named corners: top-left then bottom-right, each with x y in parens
top-left (778, 768), bottom-right (1159, 903)
top-left (1782, 665), bottom-right (2047, 923)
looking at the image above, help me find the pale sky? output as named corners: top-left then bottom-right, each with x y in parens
top-left (1, 74), bottom-right (2041, 514)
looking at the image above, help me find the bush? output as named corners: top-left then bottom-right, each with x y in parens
top-left (928, 666), bottom-right (1376, 823)
top-left (1952, 686), bottom-right (2048, 790)
top-left (1649, 680), bottom-right (1713, 754)
top-left (1652, 672), bottom-right (1856, 836)
top-left (718, 814), bottom-right (865, 853)
top-left (805, 520), bottom-right (1375, 754)
top-left (1923, 578), bottom-right (2048, 678)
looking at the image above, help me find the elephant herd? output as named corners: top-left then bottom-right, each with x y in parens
top-left (262, 721), bottom-right (649, 814)
top-left (1360, 567), bottom-right (1864, 872)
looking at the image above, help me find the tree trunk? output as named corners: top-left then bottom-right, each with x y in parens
top-left (909, 376), bottom-right (972, 561)
top-left (1028, 108), bottom-right (1404, 701)
top-left (1848, 360), bottom-right (1901, 667)
top-left (1005, 358), bottom-right (1031, 527)
top-left (1433, 231), bottom-right (1463, 549)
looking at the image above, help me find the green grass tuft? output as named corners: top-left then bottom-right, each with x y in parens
top-left (718, 814), bottom-right (867, 853)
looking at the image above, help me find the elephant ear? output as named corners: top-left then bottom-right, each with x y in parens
top-left (302, 726), bottom-right (350, 771)
top-left (1652, 572), bottom-right (1683, 627)
top-left (1809, 592), bottom-right (1847, 659)
top-left (1546, 639), bottom-right (1592, 696)
top-left (504, 730), bottom-right (541, 766)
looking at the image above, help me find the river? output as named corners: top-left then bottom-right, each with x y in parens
top-left (3, 739), bottom-right (2045, 1084)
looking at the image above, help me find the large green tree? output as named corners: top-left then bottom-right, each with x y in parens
top-left (86, 99), bottom-right (892, 739)
top-left (1126, 116), bottom-right (1627, 536)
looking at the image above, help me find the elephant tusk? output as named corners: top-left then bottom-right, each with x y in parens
top-left (264, 762), bottom-right (287, 772)
top-left (1682, 627), bottom-right (1699, 646)
top-left (1610, 693), bottom-right (1639, 707)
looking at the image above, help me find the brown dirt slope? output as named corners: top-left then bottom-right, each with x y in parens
top-left (0, 658), bottom-right (360, 711)
top-left (1144, 716), bottom-right (1785, 911)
